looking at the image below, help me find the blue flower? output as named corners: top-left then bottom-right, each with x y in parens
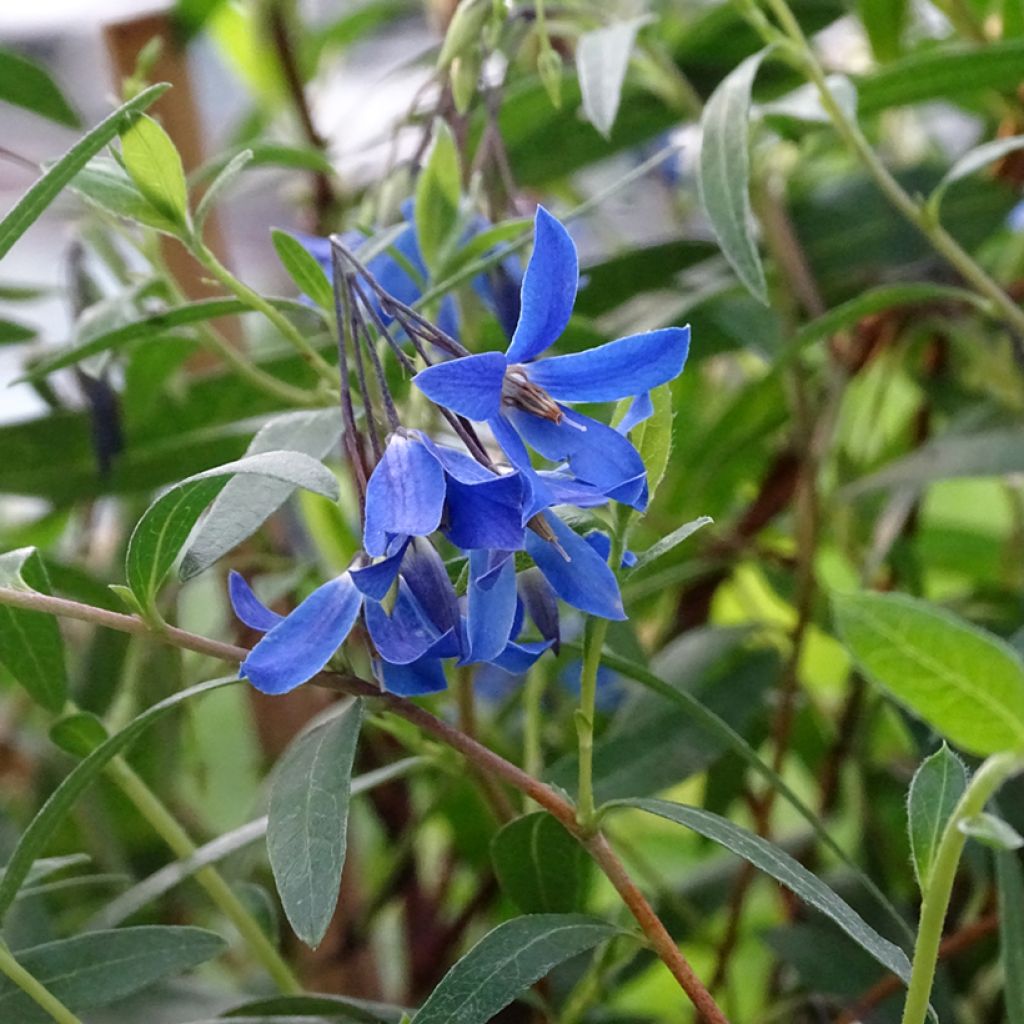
top-left (412, 206), bottom-right (691, 514)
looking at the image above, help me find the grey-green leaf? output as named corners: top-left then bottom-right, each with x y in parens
top-left (0, 676), bottom-right (236, 921)
top-left (268, 701), bottom-right (364, 948)
top-left (194, 148), bottom-right (253, 232)
top-left (833, 591), bottom-right (1024, 756)
top-left (0, 48), bottom-right (80, 127)
top-left (997, 850), bottom-right (1024, 1023)
top-left (0, 926), bottom-right (225, 1022)
top-left (491, 813), bottom-right (590, 914)
top-left (412, 914), bottom-right (621, 1024)
top-left (908, 745), bottom-right (967, 890)
top-left (0, 82), bottom-right (168, 261)
top-left (613, 799), bottom-right (912, 983)
top-left (126, 450), bottom-right (339, 612)
top-left (930, 135), bottom-right (1024, 216)
top-left (958, 812), bottom-right (1024, 851)
top-left (271, 229), bottom-right (335, 310)
top-left (71, 157), bottom-right (184, 234)
top-left (698, 49), bottom-right (769, 305)
top-left (632, 515), bottom-right (712, 571)
top-left (577, 18), bottom-right (647, 139)
top-left (0, 547), bottom-right (68, 712)
top-left (181, 410), bottom-right (343, 580)
top-left (224, 993), bottom-right (406, 1022)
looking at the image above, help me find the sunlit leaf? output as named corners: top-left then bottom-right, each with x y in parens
top-left (908, 745), bottom-right (967, 890)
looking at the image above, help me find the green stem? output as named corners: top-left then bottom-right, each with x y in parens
top-left (759, 0), bottom-right (1024, 339)
top-left (523, 663), bottom-right (546, 791)
top-left (0, 942), bottom-right (84, 1024)
top-left (104, 756), bottom-right (303, 995)
top-left (900, 752), bottom-right (1023, 1024)
top-left (192, 240), bottom-right (338, 386)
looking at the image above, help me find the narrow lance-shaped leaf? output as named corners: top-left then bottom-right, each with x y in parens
top-left (271, 228), bottom-right (335, 310)
top-left (958, 813), bottom-right (1024, 850)
top-left (577, 18), bottom-right (648, 139)
top-left (491, 813), bottom-right (590, 914)
top-left (997, 849), bottom-right (1024, 1024)
top-left (630, 382), bottom-right (674, 501)
top-left (412, 915), bottom-right (622, 1024)
top-left (833, 590), bottom-right (1024, 756)
top-left (0, 48), bottom-right (80, 127)
top-left (632, 515), bottom-right (712, 571)
top-left (0, 82), bottom-right (168, 261)
top-left (0, 927), bottom-right (225, 1023)
top-left (908, 744), bottom-right (967, 890)
top-left (223, 993), bottom-right (406, 1023)
top-left (0, 547), bottom-right (68, 712)
top-left (71, 157), bottom-right (185, 234)
top-left (120, 112), bottom-right (190, 229)
top-left (698, 49), bottom-right (770, 305)
top-left (125, 449), bottom-right (340, 613)
top-left (0, 676), bottom-right (237, 921)
top-left (612, 799), bottom-right (912, 983)
top-left (929, 134), bottom-right (1024, 217)
top-left (268, 700), bottom-right (364, 948)
top-left (194, 148), bottom-right (253, 232)
top-left (414, 120), bottom-right (461, 273)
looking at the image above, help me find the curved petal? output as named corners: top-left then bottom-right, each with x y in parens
top-left (413, 352), bottom-right (507, 421)
top-left (228, 571), bottom-right (283, 633)
top-left (525, 512), bottom-right (626, 620)
top-left (465, 551), bottom-right (518, 664)
top-left (363, 433), bottom-right (445, 556)
top-left (616, 391), bottom-right (653, 435)
top-left (487, 415), bottom-right (552, 521)
top-left (241, 574), bottom-right (362, 695)
top-left (418, 434), bottom-right (492, 483)
top-left (445, 472), bottom-right (525, 551)
top-left (365, 581), bottom-right (442, 665)
top-left (584, 530), bottom-right (638, 568)
top-left (518, 567), bottom-right (560, 650)
top-left (380, 646), bottom-right (450, 696)
top-left (537, 471), bottom-right (609, 509)
top-left (510, 407), bottom-right (648, 511)
top-left (506, 206), bottom-right (579, 363)
top-left (350, 540), bottom-right (409, 600)
top-left (492, 639), bottom-right (554, 674)
top-left (402, 538), bottom-right (461, 636)
top-left (526, 326), bottom-right (690, 403)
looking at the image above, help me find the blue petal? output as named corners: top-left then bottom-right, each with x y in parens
top-left (466, 551), bottom-right (518, 664)
top-left (506, 206), bottom-right (578, 363)
top-left (487, 415), bottom-right (553, 521)
top-left (509, 407), bottom-right (648, 511)
top-left (525, 512), bottom-right (626, 620)
top-left (380, 648), bottom-right (450, 696)
top-left (492, 639), bottom-right (553, 674)
top-left (241, 574), bottom-right (363, 695)
top-left (445, 472), bottom-right (525, 551)
top-left (413, 352), bottom-right (507, 421)
top-left (418, 435), bottom-right (492, 483)
top-left (367, 223), bottom-right (426, 310)
top-left (518, 567), bottom-right (560, 649)
top-left (365, 581), bottom-right (442, 664)
top-left (584, 530), bottom-right (638, 568)
top-left (616, 391), bottom-right (654, 435)
top-left (228, 571), bottom-right (283, 633)
top-left (537, 471), bottom-right (609, 509)
top-left (526, 326), bottom-right (690, 402)
top-left (401, 538), bottom-right (461, 636)
top-left (350, 542), bottom-right (409, 600)
top-left (363, 433), bottom-right (445, 556)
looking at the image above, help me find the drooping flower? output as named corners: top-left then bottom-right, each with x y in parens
top-left (412, 206), bottom-right (691, 514)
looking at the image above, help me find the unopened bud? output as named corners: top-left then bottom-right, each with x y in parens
top-left (437, 0), bottom-right (490, 71)
top-left (537, 46), bottom-right (563, 109)
top-left (451, 53), bottom-right (480, 115)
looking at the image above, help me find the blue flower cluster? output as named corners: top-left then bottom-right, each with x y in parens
top-left (231, 207), bottom-right (690, 698)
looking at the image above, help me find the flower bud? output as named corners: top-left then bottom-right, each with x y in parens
top-left (537, 47), bottom-right (563, 109)
top-left (451, 53), bottom-right (480, 115)
top-left (437, 0), bottom-right (490, 71)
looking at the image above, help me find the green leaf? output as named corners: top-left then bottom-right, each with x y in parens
top-left (49, 711), bottom-right (109, 758)
top-left (71, 157), bottom-right (184, 234)
top-left (908, 744), bottom-right (967, 890)
top-left (0, 676), bottom-right (236, 921)
top-left (698, 49), bottom-right (769, 305)
top-left (627, 382), bottom-right (674, 501)
top-left (224, 994), bottom-right (406, 1023)
top-left (833, 591), bottom-right (1024, 756)
top-left (958, 812), bottom-right (1024, 850)
top-left (411, 915), bottom-right (621, 1024)
top-left (271, 229), bottom-right (335, 310)
top-left (0, 926), bottom-right (225, 1021)
top-left (0, 48), bottom-right (80, 127)
top-left (577, 18), bottom-right (647, 139)
top-left (997, 849), bottom-right (1024, 1023)
top-left (181, 409), bottom-right (342, 580)
top-left (611, 799), bottom-right (912, 983)
top-left (125, 450), bottom-right (339, 613)
top-left (491, 813), bottom-right (590, 914)
top-left (929, 135), bottom-right (1024, 217)
top-left (190, 141), bottom-right (335, 186)
top-left (194, 148), bottom-right (253, 232)
top-left (0, 317), bottom-right (37, 344)
top-left (0, 83), bottom-right (168, 262)
top-left (120, 113), bottom-right (190, 228)
top-left (268, 701), bottom-right (364, 948)
top-left (632, 516), bottom-right (712, 572)
top-left (0, 547), bottom-right (68, 712)
top-left (414, 120), bottom-right (461, 273)
top-left (857, 0), bottom-right (908, 62)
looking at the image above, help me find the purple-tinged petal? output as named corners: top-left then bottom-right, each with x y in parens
top-left (419, 434), bottom-right (493, 483)
top-left (537, 471), bottom-right (609, 509)
top-left (525, 512), bottom-right (626, 620)
top-left (492, 639), bottom-right (553, 674)
top-left (241, 574), bottom-right (362, 695)
top-left (380, 646), bottom-right (450, 696)
top-left (365, 581), bottom-right (442, 664)
top-left (466, 551), bottom-right (518, 664)
top-left (509, 407), bottom-right (648, 511)
top-left (616, 391), bottom-right (654, 435)
top-left (228, 571), bottom-right (283, 633)
top-left (584, 530), bottom-right (638, 568)
top-left (526, 326), bottom-right (690, 403)
top-left (518, 567), bottom-right (560, 651)
top-left (402, 538), bottom-right (461, 636)
top-left (351, 541), bottom-right (409, 601)
top-left (363, 434), bottom-right (445, 556)
top-left (487, 415), bottom-right (552, 521)
top-left (413, 352), bottom-right (507, 421)
top-left (506, 206), bottom-right (579, 363)
top-left (445, 472), bottom-right (525, 551)
top-left (607, 473), bottom-right (648, 510)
